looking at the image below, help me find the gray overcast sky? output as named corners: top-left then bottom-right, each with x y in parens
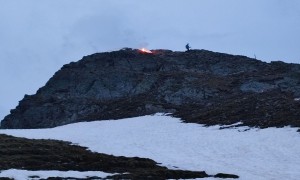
top-left (0, 0), bottom-right (300, 120)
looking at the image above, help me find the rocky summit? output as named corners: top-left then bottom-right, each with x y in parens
top-left (1, 48), bottom-right (300, 129)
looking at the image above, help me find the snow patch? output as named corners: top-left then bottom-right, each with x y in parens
top-left (219, 122), bottom-right (244, 129)
top-left (0, 169), bottom-right (113, 180)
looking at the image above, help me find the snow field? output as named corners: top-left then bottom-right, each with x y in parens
top-left (1, 114), bottom-right (300, 180)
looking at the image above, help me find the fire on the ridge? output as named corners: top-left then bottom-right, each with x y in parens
top-left (139, 48), bottom-right (152, 54)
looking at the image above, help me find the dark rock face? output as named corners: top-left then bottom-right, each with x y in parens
top-left (214, 173), bottom-right (239, 179)
top-left (1, 49), bottom-right (300, 129)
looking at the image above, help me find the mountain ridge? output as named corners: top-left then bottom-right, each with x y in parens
top-left (1, 48), bottom-right (300, 129)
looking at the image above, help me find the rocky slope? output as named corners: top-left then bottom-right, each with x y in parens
top-left (0, 134), bottom-right (238, 179)
top-left (1, 48), bottom-right (300, 129)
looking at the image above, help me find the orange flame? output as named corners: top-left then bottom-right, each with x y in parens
top-left (139, 48), bottom-right (152, 54)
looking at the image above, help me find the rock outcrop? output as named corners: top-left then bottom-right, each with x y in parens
top-left (1, 48), bottom-right (300, 129)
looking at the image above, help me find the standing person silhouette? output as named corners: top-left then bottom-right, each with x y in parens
top-left (185, 43), bottom-right (191, 51)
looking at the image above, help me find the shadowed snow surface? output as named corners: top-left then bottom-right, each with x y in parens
top-left (1, 114), bottom-right (300, 180)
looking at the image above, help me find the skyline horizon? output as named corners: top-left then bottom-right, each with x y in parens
top-left (1, 0), bottom-right (299, 121)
